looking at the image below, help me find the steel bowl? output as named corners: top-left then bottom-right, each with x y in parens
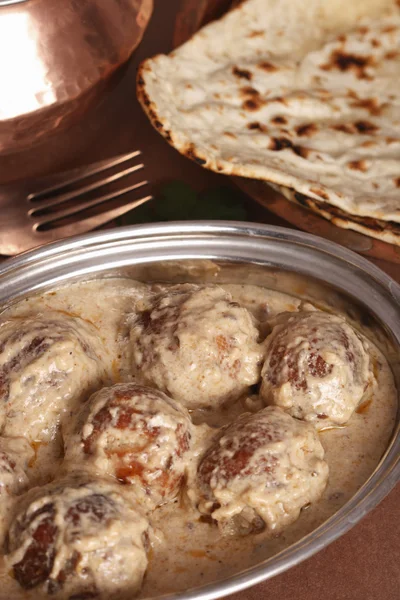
top-left (0, 222), bottom-right (399, 600)
top-left (0, 0), bottom-right (153, 154)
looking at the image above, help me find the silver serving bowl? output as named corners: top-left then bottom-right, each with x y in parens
top-left (0, 222), bottom-right (399, 600)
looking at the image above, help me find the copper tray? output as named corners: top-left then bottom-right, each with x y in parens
top-left (174, 0), bottom-right (400, 265)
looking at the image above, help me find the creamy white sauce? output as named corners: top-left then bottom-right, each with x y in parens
top-left (260, 310), bottom-right (374, 428)
top-left (0, 278), bottom-right (396, 599)
top-left (130, 284), bottom-right (263, 410)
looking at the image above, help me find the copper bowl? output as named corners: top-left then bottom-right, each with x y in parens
top-left (0, 0), bottom-right (153, 154)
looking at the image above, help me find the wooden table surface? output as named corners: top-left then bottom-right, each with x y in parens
top-left (0, 1), bottom-right (399, 599)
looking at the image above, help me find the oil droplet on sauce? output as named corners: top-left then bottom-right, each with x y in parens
top-left (29, 440), bottom-right (47, 468)
top-left (188, 550), bottom-right (218, 561)
top-left (356, 398), bottom-right (373, 415)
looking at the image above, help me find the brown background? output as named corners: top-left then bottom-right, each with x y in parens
top-left (0, 1), bottom-right (399, 598)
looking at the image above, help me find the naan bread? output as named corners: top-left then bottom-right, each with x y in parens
top-left (271, 183), bottom-right (400, 246)
top-left (137, 0), bottom-right (400, 243)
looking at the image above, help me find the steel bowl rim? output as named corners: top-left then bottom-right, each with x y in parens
top-left (1, 220), bottom-right (400, 287)
top-left (0, 221), bottom-right (398, 600)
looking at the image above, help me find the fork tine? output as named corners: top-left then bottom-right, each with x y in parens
top-left (33, 180), bottom-right (149, 227)
top-left (29, 162), bottom-right (145, 215)
top-left (27, 150), bottom-right (142, 201)
top-left (39, 194), bottom-right (153, 240)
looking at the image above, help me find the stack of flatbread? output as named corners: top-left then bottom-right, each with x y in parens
top-left (137, 0), bottom-right (400, 245)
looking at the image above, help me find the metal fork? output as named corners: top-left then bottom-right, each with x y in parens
top-left (0, 151), bottom-right (152, 256)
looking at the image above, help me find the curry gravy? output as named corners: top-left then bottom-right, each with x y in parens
top-left (0, 279), bottom-right (396, 599)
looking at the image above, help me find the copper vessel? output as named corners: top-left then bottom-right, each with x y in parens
top-left (0, 0), bottom-right (153, 154)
